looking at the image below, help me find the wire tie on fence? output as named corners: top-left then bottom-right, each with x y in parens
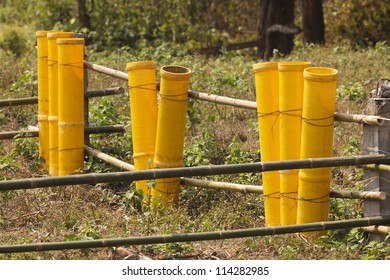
top-left (57, 62), bottom-right (84, 69)
top-left (297, 193), bottom-right (330, 203)
top-left (302, 114), bottom-right (334, 127)
top-left (280, 191), bottom-right (298, 200)
top-left (128, 83), bottom-right (157, 92)
top-left (159, 92), bottom-right (188, 102)
top-left (263, 191), bottom-right (280, 199)
top-left (279, 109), bottom-right (302, 118)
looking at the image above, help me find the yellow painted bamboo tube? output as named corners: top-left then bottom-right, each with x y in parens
top-left (278, 61), bottom-right (311, 225)
top-left (126, 61), bottom-right (158, 199)
top-left (57, 38), bottom-right (85, 176)
top-left (47, 31), bottom-right (73, 176)
top-left (152, 65), bottom-right (191, 206)
top-left (253, 62), bottom-right (280, 226)
top-left (297, 67), bottom-right (338, 235)
top-left (36, 31), bottom-right (51, 170)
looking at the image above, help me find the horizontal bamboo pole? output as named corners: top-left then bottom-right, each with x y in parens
top-left (84, 146), bottom-right (135, 171)
top-left (85, 87), bottom-right (125, 98)
top-left (84, 61), bottom-right (128, 81)
top-left (0, 97), bottom-right (37, 107)
top-left (0, 125), bottom-right (125, 140)
top-left (83, 61), bottom-right (385, 126)
top-left (365, 164), bottom-right (390, 172)
top-left (183, 178), bottom-right (386, 200)
top-left (1, 155), bottom-right (390, 191)
top-left (0, 88), bottom-right (125, 108)
top-left (361, 225), bottom-right (390, 235)
top-left (1, 216), bottom-right (389, 253)
top-left (85, 146), bottom-right (386, 201)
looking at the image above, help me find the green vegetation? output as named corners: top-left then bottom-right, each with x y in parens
top-left (1, 0), bottom-right (390, 260)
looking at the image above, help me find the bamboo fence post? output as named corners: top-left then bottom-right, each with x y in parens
top-left (84, 54), bottom-right (90, 146)
top-left (278, 61), bottom-right (311, 225)
top-left (253, 62), bottom-right (280, 226)
top-left (36, 31), bottom-right (51, 169)
top-left (47, 31), bottom-right (74, 176)
top-left (297, 67), bottom-right (338, 237)
top-left (153, 65), bottom-right (191, 206)
top-left (57, 37), bottom-right (85, 175)
top-left (363, 97), bottom-right (390, 241)
top-left (126, 61), bottom-right (158, 199)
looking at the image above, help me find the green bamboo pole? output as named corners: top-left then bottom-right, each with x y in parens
top-left (0, 125), bottom-right (125, 140)
top-left (0, 88), bottom-right (125, 108)
top-left (84, 146), bottom-right (386, 201)
top-left (1, 155), bottom-right (389, 191)
top-left (83, 61), bottom-right (386, 126)
top-left (0, 97), bottom-right (38, 107)
top-left (365, 164), bottom-right (390, 172)
top-left (0, 216), bottom-right (389, 253)
top-left (361, 225), bottom-right (390, 235)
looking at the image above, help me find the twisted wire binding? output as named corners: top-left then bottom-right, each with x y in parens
top-left (263, 191), bottom-right (280, 199)
top-left (57, 62), bottom-right (84, 69)
top-left (47, 59), bottom-right (58, 67)
top-left (128, 83), bottom-right (156, 92)
top-left (302, 115), bottom-right (334, 127)
top-left (159, 92), bottom-right (188, 102)
top-left (298, 193), bottom-right (330, 203)
top-left (279, 109), bottom-right (302, 118)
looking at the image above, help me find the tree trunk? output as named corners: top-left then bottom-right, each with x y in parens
top-left (76, 0), bottom-right (91, 29)
top-left (257, 0), bottom-right (297, 60)
top-left (301, 0), bottom-right (325, 44)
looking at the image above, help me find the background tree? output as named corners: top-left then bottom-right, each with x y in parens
top-left (257, 0), bottom-right (300, 60)
top-left (302, 0), bottom-right (325, 44)
top-left (76, 0), bottom-right (91, 29)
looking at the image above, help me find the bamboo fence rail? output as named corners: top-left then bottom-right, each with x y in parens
top-left (365, 164), bottom-right (390, 172)
top-left (1, 154), bottom-right (389, 191)
top-left (83, 61), bottom-right (387, 126)
top-left (361, 225), bottom-right (390, 235)
top-left (0, 87), bottom-right (124, 108)
top-left (0, 125), bottom-right (125, 140)
top-left (84, 146), bottom-right (386, 201)
top-left (0, 216), bottom-right (389, 253)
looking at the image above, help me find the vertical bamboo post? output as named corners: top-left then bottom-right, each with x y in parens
top-left (84, 54), bottom-right (90, 146)
top-left (152, 65), bottom-right (191, 206)
top-left (363, 97), bottom-right (390, 241)
top-left (36, 31), bottom-right (50, 170)
top-left (57, 38), bottom-right (85, 175)
top-left (126, 61), bottom-right (158, 199)
top-left (297, 67), bottom-right (338, 235)
top-left (278, 61), bottom-right (311, 225)
top-left (253, 62), bottom-right (280, 226)
top-left (47, 31), bottom-right (73, 176)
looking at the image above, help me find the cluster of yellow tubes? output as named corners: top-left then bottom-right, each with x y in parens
top-left (37, 31), bottom-right (338, 222)
top-left (253, 62), bottom-right (338, 233)
top-left (36, 31), bottom-right (84, 176)
top-left (127, 63), bottom-right (191, 206)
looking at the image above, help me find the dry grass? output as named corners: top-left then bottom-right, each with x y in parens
top-left (1, 42), bottom-right (390, 260)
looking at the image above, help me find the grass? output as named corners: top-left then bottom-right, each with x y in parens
top-left (1, 40), bottom-right (390, 260)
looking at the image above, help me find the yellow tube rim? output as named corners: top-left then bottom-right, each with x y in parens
top-left (127, 61), bottom-right (156, 71)
top-left (304, 67), bottom-right (338, 82)
top-left (278, 61), bottom-right (311, 71)
top-left (57, 38), bottom-right (84, 45)
top-left (160, 65), bottom-right (191, 81)
top-left (36, 31), bottom-right (49, 37)
top-left (253, 62), bottom-right (278, 73)
top-left (47, 31), bottom-right (74, 40)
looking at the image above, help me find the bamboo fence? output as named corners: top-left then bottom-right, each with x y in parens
top-left (1, 154), bottom-right (389, 191)
top-left (0, 216), bottom-right (389, 253)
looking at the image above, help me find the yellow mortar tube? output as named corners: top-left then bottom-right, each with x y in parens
top-left (278, 61), bottom-right (311, 225)
top-left (47, 31), bottom-right (73, 176)
top-left (297, 67), bottom-right (338, 235)
top-left (152, 65), bottom-right (191, 206)
top-left (57, 38), bottom-right (85, 176)
top-left (126, 61), bottom-right (158, 199)
top-left (253, 62), bottom-right (280, 226)
top-left (36, 31), bottom-right (51, 170)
